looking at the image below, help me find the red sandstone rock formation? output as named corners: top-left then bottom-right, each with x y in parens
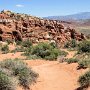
top-left (0, 10), bottom-right (86, 46)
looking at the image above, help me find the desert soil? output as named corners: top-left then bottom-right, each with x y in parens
top-left (0, 48), bottom-right (88, 90)
top-left (30, 50), bottom-right (86, 90)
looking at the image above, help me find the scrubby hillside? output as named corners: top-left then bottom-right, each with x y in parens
top-left (0, 10), bottom-right (90, 90)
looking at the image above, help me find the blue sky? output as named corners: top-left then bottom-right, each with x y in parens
top-left (0, 0), bottom-right (90, 17)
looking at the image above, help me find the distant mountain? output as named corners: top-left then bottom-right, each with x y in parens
top-left (44, 12), bottom-right (90, 21)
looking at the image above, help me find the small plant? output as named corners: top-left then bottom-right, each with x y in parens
top-left (0, 59), bottom-right (38, 89)
top-left (66, 58), bottom-right (79, 64)
top-left (21, 39), bottom-right (32, 48)
top-left (71, 39), bottom-right (77, 48)
top-left (1, 45), bottom-right (9, 54)
top-left (0, 71), bottom-right (17, 90)
top-left (22, 42), bottom-right (68, 60)
top-left (6, 39), bottom-right (13, 45)
top-left (64, 39), bottom-right (77, 48)
top-left (16, 40), bottom-right (22, 45)
top-left (78, 40), bottom-right (90, 53)
top-left (31, 43), bottom-right (53, 59)
top-left (23, 47), bottom-right (32, 56)
top-left (31, 42), bottom-right (65, 60)
top-left (64, 42), bottom-right (70, 48)
top-left (59, 50), bottom-right (68, 57)
top-left (78, 71), bottom-right (90, 89)
top-left (77, 59), bottom-right (90, 69)
top-left (50, 42), bottom-right (57, 48)
top-left (44, 48), bottom-right (60, 60)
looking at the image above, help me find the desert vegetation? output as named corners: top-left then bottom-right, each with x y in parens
top-left (78, 71), bottom-right (90, 90)
top-left (0, 9), bottom-right (90, 90)
top-left (0, 38), bottom-right (89, 90)
top-left (22, 42), bottom-right (68, 60)
top-left (66, 58), bottom-right (79, 64)
top-left (77, 59), bottom-right (90, 69)
top-left (0, 42), bottom-right (9, 54)
top-left (64, 39), bottom-right (77, 49)
top-left (78, 40), bottom-right (90, 53)
top-left (65, 40), bottom-right (90, 90)
top-left (0, 58), bottom-right (38, 90)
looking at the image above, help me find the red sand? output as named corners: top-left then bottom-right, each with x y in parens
top-left (0, 47), bottom-right (88, 90)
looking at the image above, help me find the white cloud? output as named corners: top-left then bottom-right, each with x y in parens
top-left (16, 4), bottom-right (24, 7)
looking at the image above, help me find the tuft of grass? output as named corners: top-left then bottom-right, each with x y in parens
top-left (6, 39), bottom-right (13, 45)
top-left (21, 39), bottom-right (32, 48)
top-left (64, 39), bottom-right (77, 48)
top-left (66, 58), bottom-right (79, 64)
top-left (78, 40), bottom-right (90, 53)
top-left (78, 71), bottom-right (90, 89)
top-left (16, 41), bottom-right (22, 46)
top-left (77, 59), bottom-right (90, 69)
top-left (1, 45), bottom-right (9, 54)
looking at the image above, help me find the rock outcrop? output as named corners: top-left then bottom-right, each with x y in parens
top-left (0, 10), bottom-right (86, 47)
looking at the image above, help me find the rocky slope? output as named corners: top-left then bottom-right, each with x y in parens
top-left (0, 10), bottom-right (86, 47)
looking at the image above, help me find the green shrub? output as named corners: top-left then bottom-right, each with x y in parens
top-left (18, 67), bottom-right (38, 89)
top-left (44, 48), bottom-right (60, 60)
top-left (22, 42), bottom-right (68, 60)
top-left (31, 42), bottom-right (64, 60)
top-left (45, 49), bottom-right (68, 60)
top-left (59, 50), bottom-right (68, 57)
top-left (1, 45), bottom-right (9, 54)
top-left (21, 39), bottom-right (32, 48)
top-left (78, 40), bottom-right (90, 53)
top-left (0, 68), bottom-right (13, 76)
top-left (66, 58), bottom-right (79, 64)
top-left (31, 43), bottom-right (53, 58)
top-left (50, 42), bottom-right (57, 48)
top-left (71, 39), bottom-right (77, 48)
top-left (0, 59), bottom-right (38, 89)
top-left (0, 71), bottom-right (16, 90)
top-left (16, 40), bottom-right (22, 45)
top-left (75, 52), bottom-right (90, 61)
top-left (64, 39), bottom-right (77, 48)
top-left (77, 59), bottom-right (90, 69)
top-left (0, 58), bottom-right (26, 70)
top-left (6, 39), bottom-right (13, 45)
top-left (78, 71), bottom-right (90, 88)
top-left (64, 42), bottom-right (70, 48)
top-left (23, 47), bottom-right (32, 56)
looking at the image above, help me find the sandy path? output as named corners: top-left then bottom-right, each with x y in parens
top-left (29, 49), bottom-right (85, 90)
top-left (30, 61), bottom-right (85, 90)
top-left (61, 49), bottom-right (77, 59)
top-left (0, 47), bottom-right (87, 90)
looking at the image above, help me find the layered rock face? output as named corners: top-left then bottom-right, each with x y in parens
top-left (0, 10), bottom-right (86, 46)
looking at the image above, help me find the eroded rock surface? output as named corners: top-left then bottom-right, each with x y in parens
top-left (0, 10), bottom-right (86, 47)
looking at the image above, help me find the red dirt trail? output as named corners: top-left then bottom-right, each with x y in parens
top-left (0, 48), bottom-right (88, 90)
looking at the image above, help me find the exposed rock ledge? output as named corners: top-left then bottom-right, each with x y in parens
top-left (0, 10), bottom-right (86, 47)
